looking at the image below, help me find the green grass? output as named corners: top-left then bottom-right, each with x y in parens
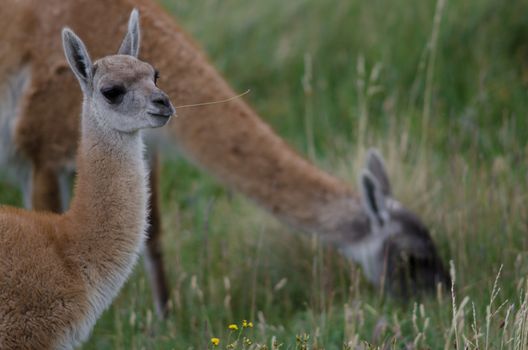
top-left (2, 0), bottom-right (528, 348)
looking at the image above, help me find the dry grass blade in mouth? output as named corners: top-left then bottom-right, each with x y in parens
top-left (174, 89), bottom-right (251, 109)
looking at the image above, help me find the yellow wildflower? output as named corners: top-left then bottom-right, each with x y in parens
top-left (211, 337), bottom-right (220, 346)
top-left (228, 324), bottom-right (239, 331)
top-left (242, 320), bottom-right (254, 328)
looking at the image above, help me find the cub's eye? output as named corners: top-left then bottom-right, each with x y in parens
top-left (154, 70), bottom-right (160, 85)
top-left (100, 85), bottom-right (126, 104)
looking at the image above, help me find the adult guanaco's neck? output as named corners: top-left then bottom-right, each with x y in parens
top-left (3, 0), bottom-right (362, 240)
top-left (137, 4), bottom-right (359, 236)
top-left (66, 102), bottom-right (148, 281)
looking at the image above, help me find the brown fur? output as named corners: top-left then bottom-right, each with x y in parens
top-left (0, 132), bottom-right (149, 348)
top-left (0, 0), bottom-right (447, 314)
top-left (0, 19), bottom-right (172, 347)
top-left (0, 0), bottom-right (353, 315)
top-left (1, 0), bottom-right (352, 225)
top-left (0, 207), bottom-right (87, 349)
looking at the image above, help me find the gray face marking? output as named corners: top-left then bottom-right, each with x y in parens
top-left (88, 56), bottom-right (174, 133)
top-left (62, 26), bottom-right (175, 135)
top-left (343, 149), bottom-right (450, 298)
top-left (343, 204), bottom-right (449, 296)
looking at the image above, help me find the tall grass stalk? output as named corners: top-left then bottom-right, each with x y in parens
top-left (421, 0), bottom-right (447, 153)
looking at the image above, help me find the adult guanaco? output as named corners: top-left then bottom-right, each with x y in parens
top-left (0, 0), bottom-right (449, 316)
top-left (0, 10), bottom-right (174, 349)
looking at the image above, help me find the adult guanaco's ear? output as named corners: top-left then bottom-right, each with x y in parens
top-left (359, 170), bottom-right (389, 227)
top-left (62, 28), bottom-right (93, 93)
top-left (365, 148), bottom-right (392, 197)
top-left (118, 8), bottom-right (140, 57)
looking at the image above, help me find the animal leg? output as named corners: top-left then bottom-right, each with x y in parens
top-left (144, 152), bottom-right (170, 318)
top-left (31, 164), bottom-right (62, 213)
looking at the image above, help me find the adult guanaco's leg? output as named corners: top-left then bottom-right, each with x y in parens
top-left (144, 152), bottom-right (170, 318)
top-left (31, 164), bottom-right (62, 213)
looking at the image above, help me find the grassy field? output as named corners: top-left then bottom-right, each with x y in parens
top-left (2, 0), bottom-right (528, 348)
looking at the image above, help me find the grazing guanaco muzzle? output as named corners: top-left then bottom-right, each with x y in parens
top-left (341, 149), bottom-right (450, 297)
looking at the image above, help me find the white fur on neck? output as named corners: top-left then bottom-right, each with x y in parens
top-left (55, 102), bottom-right (150, 349)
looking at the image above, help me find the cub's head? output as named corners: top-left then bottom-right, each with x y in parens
top-left (62, 9), bottom-right (174, 133)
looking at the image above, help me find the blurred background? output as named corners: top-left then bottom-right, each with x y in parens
top-left (1, 0), bottom-right (528, 348)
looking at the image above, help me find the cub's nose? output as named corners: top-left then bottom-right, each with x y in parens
top-left (150, 91), bottom-right (175, 117)
top-left (152, 91), bottom-right (170, 108)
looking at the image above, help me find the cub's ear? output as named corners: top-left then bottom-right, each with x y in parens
top-left (62, 28), bottom-right (93, 93)
top-left (365, 148), bottom-right (391, 196)
top-left (359, 170), bottom-right (389, 227)
top-left (118, 8), bottom-right (140, 57)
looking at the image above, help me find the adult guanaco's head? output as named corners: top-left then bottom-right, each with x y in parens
top-left (346, 149), bottom-right (450, 298)
top-left (62, 9), bottom-right (174, 133)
